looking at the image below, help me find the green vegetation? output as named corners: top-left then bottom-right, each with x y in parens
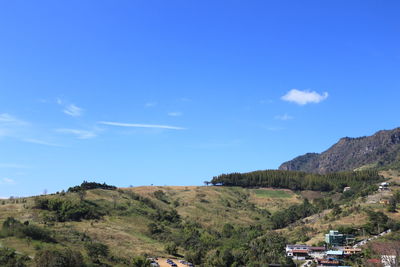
top-left (211, 169), bottom-right (383, 193)
top-left (1, 217), bottom-right (54, 243)
top-left (0, 247), bottom-right (29, 267)
top-left (0, 173), bottom-right (399, 267)
top-left (34, 197), bottom-right (104, 222)
top-left (68, 181), bottom-right (117, 192)
top-left (34, 248), bottom-right (84, 267)
top-left (253, 189), bottom-right (293, 198)
top-left (270, 199), bottom-right (318, 229)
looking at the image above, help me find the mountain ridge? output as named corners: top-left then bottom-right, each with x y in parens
top-left (279, 127), bottom-right (400, 174)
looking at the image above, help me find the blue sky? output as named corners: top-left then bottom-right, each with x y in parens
top-left (0, 0), bottom-right (399, 197)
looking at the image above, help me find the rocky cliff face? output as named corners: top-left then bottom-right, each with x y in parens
top-left (279, 127), bottom-right (400, 174)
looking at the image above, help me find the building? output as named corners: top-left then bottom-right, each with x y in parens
top-left (317, 258), bottom-right (341, 266)
top-left (343, 187), bottom-right (351, 192)
top-left (343, 246), bottom-right (362, 256)
top-left (308, 246), bottom-right (326, 258)
top-left (285, 244), bottom-right (310, 259)
top-left (326, 250), bottom-right (344, 258)
top-left (379, 182), bottom-right (390, 191)
top-left (380, 199), bottom-right (390, 205)
top-left (325, 230), bottom-right (354, 246)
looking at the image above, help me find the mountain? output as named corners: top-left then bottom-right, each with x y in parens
top-left (279, 127), bottom-right (400, 174)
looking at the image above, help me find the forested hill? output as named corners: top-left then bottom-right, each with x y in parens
top-left (211, 169), bottom-right (383, 193)
top-left (279, 127), bottom-right (400, 174)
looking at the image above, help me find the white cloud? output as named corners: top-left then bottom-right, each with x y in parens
top-left (167, 112), bottom-right (182, 117)
top-left (99, 121), bottom-right (186, 130)
top-left (23, 138), bottom-right (62, 147)
top-left (274, 114), bottom-right (294, 121)
top-left (63, 104), bottom-right (83, 117)
top-left (281, 89), bottom-right (328, 105)
top-left (145, 102), bottom-right (157, 108)
top-left (56, 129), bottom-right (97, 139)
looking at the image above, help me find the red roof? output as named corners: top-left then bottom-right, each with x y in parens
top-left (292, 249), bottom-right (309, 253)
top-left (367, 259), bottom-right (381, 264)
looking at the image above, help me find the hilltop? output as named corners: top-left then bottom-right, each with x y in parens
top-left (279, 127), bottom-right (400, 174)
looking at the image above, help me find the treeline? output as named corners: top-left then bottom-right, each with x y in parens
top-left (211, 169), bottom-right (383, 192)
top-left (68, 181), bottom-right (116, 192)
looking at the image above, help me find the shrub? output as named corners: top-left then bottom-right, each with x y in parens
top-left (153, 190), bottom-right (170, 204)
top-left (0, 247), bottom-right (28, 267)
top-left (34, 248), bottom-right (84, 267)
top-left (85, 242), bottom-right (109, 261)
top-left (1, 217), bottom-right (55, 243)
top-left (131, 256), bottom-right (151, 267)
top-left (34, 198), bottom-right (103, 222)
top-left (165, 242), bottom-right (178, 255)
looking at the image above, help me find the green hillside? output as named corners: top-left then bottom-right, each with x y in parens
top-left (0, 172), bottom-right (399, 266)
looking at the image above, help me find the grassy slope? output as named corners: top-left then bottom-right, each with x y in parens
top-left (282, 170), bottom-right (400, 245)
top-left (0, 170), bottom-right (398, 264)
top-left (0, 186), bottom-right (302, 262)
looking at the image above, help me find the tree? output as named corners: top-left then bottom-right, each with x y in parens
top-left (165, 242), bottom-right (178, 255)
top-left (247, 231), bottom-right (290, 265)
top-left (388, 197), bottom-right (397, 213)
top-left (131, 256), bottom-right (151, 267)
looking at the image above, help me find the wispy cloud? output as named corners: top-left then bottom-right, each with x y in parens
top-left (63, 104), bottom-right (83, 117)
top-left (0, 113), bottom-right (62, 146)
top-left (23, 138), bottom-right (63, 147)
top-left (281, 89), bottom-right (328, 105)
top-left (0, 163), bottom-right (28, 169)
top-left (56, 98), bottom-right (84, 117)
top-left (0, 113), bottom-right (27, 125)
top-left (0, 113), bottom-right (29, 138)
top-left (56, 129), bottom-right (97, 139)
top-left (145, 102), bottom-right (157, 108)
top-left (274, 114), bottom-right (294, 121)
top-left (0, 178), bottom-right (15, 185)
top-left (167, 112), bottom-right (183, 117)
top-left (99, 121), bottom-right (186, 130)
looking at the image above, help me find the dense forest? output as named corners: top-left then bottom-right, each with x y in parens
top-left (211, 169), bottom-right (383, 192)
